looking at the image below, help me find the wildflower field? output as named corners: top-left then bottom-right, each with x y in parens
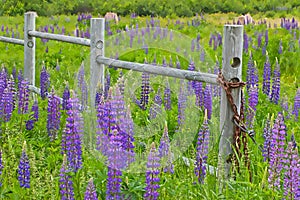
top-left (0, 12), bottom-right (299, 199)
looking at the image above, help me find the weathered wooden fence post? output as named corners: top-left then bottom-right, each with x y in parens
top-left (90, 18), bottom-right (105, 107)
top-left (217, 25), bottom-right (243, 184)
top-left (24, 12), bottom-right (37, 85)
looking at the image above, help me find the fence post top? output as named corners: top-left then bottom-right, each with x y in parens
top-left (25, 11), bottom-right (38, 17)
top-left (224, 24), bottom-right (243, 28)
top-left (91, 18), bottom-right (105, 20)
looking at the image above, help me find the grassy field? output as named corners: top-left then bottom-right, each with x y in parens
top-left (0, 12), bottom-right (299, 199)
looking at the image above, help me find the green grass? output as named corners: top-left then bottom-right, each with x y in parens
top-left (0, 13), bottom-right (299, 199)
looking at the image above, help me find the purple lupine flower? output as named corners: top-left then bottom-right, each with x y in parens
top-left (162, 57), bottom-right (167, 67)
top-left (191, 39), bottom-right (195, 52)
top-left (164, 81), bottom-right (171, 111)
top-left (204, 84), bottom-right (212, 120)
top-left (18, 141), bottom-right (30, 188)
top-left (106, 166), bottom-right (122, 200)
top-left (40, 65), bottom-right (50, 99)
top-left (60, 154), bottom-right (75, 200)
top-left (61, 91), bottom-right (83, 172)
top-left (96, 95), bottom-right (110, 155)
top-left (104, 72), bottom-right (111, 100)
top-left (152, 54), bottom-right (157, 66)
top-left (1, 84), bottom-right (14, 122)
top-left (144, 142), bottom-right (160, 200)
top-left (265, 29), bottom-right (269, 46)
top-left (195, 110), bottom-right (210, 183)
top-left (159, 122), bottom-right (174, 174)
top-left (117, 71), bottom-right (125, 96)
top-left (0, 68), bottom-right (7, 89)
top-left (62, 85), bottom-right (70, 110)
top-left (178, 80), bottom-right (188, 127)
top-left (105, 129), bottom-right (127, 200)
top-left (292, 88), bottom-right (300, 121)
top-left (262, 55), bottom-right (271, 96)
top-left (176, 57), bottom-right (181, 69)
top-left (138, 72), bottom-right (150, 110)
top-left (168, 57), bottom-right (173, 68)
top-left (149, 89), bottom-right (162, 119)
top-left (17, 70), bottom-right (23, 92)
top-left (25, 100), bottom-right (39, 130)
top-left (18, 80), bottom-right (29, 114)
top-left (209, 34), bottom-right (213, 47)
top-left (119, 105), bottom-right (135, 165)
top-left (278, 40), bottom-right (283, 54)
top-left (200, 49), bottom-right (205, 62)
top-left (283, 141), bottom-right (300, 199)
top-left (95, 87), bottom-right (103, 108)
top-left (84, 178), bottom-right (98, 200)
top-left (268, 112), bottom-right (286, 189)
top-left (246, 54), bottom-right (259, 92)
top-left (0, 74), bottom-right (6, 101)
top-left (56, 60), bottom-right (60, 71)
top-left (194, 81), bottom-right (203, 108)
top-left (77, 63), bottom-right (88, 109)
top-left (12, 66), bottom-right (17, 80)
top-left (244, 32), bottom-right (249, 53)
top-left (262, 44), bottom-right (266, 56)
top-left (187, 59), bottom-right (195, 94)
top-left (263, 114), bottom-right (272, 161)
top-left (257, 33), bottom-right (262, 48)
top-left (247, 85), bottom-right (258, 128)
top-left (0, 150), bottom-right (3, 187)
top-left (291, 133), bottom-right (298, 149)
top-left (281, 96), bottom-right (291, 119)
top-left (217, 33), bottom-right (222, 46)
top-left (270, 59), bottom-right (281, 104)
top-left (47, 89), bottom-right (61, 141)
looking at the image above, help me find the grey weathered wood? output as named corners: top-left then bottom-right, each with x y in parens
top-left (217, 25), bottom-right (243, 183)
top-left (96, 57), bottom-right (218, 84)
top-left (24, 12), bottom-right (37, 85)
top-left (0, 36), bottom-right (24, 45)
top-left (90, 18), bottom-right (105, 107)
top-left (28, 31), bottom-right (90, 46)
top-left (28, 85), bottom-right (63, 103)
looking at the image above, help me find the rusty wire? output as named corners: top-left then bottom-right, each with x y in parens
top-left (217, 72), bottom-right (254, 181)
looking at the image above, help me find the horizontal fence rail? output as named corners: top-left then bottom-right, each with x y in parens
top-left (96, 56), bottom-right (218, 85)
top-left (28, 31), bottom-right (91, 46)
top-left (0, 36), bottom-right (24, 45)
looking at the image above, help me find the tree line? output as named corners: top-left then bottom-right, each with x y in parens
top-left (1, 0), bottom-right (300, 17)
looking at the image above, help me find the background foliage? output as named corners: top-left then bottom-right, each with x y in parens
top-left (1, 0), bottom-right (300, 17)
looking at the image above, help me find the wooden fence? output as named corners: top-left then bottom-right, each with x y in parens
top-left (0, 11), bottom-right (243, 181)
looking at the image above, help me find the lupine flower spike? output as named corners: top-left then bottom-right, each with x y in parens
top-left (262, 52), bottom-right (271, 96)
top-left (268, 112), bottom-right (286, 189)
top-left (270, 57), bottom-right (280, 104)
top-left (159, 121), bottom-right (174, 174)
top-left (60, 154), bottom-right (75, 200)
top-left (40, 63), bottom-right (50, 99)
top-left (194, 109), bottom-right (210, 183)
top-left (144, 142), bottom-right (160, 200)
top-left (61, 90), bottom-right (83, 172)
top-left (84, 178), bottom-right (98, 200)
top-left (283, 140), bottom-right (300, 199)
top-left (47, 88), bottom-right (61, 141)
top-left (18, 79), bottom-right (29, 114)
top-left (18, 141), bottom-right (30, 188)
top-left (26, 99), bottom-right (39, 130)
